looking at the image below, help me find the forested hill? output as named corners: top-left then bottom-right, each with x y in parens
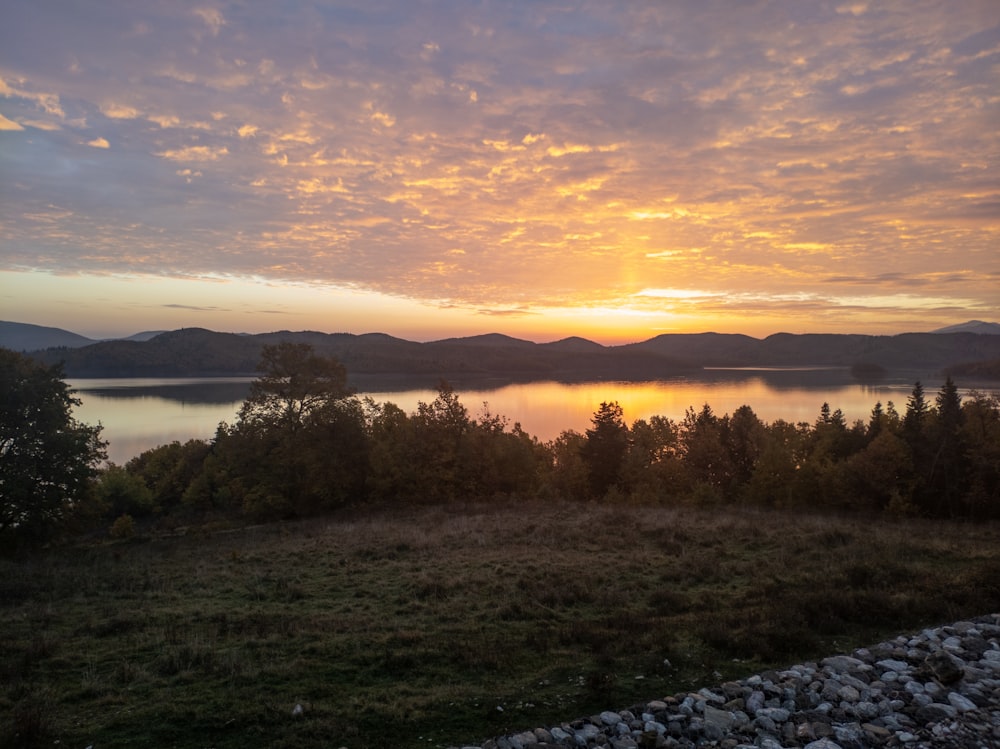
top-left (23, 327), bottom-right (1000, 379)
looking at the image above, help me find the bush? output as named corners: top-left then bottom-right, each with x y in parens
top-left (96, 465), bottom-right (155, 517)
top-left (109, 514), bottom-right (135, 539)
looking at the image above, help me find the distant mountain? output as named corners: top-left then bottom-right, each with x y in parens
top-left (122, 330), bottom-right (168, 342)
top-left (541, 336), bottom-right (605, 353)
top-left (1, 322), bottom-right (180, 352)
top-left (0, 321), bottom-right (96, 351)
top-left (27, 326), bottom-right (691, 379)
top-left (932, 320), bottom-right (1000, 335)
top-left (23, 325), bottom-right (1000, 380)
top-left (429, 333), bottom-right (536, 348)
top-left (622, 330), bottom-right (1000, 372)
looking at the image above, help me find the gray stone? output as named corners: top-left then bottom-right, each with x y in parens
top-left (574, 723), bottom-right (600, 742)
top-left (755, 715), bottom-right (776, 733)
top-left (942, 635), bottom-right (963, 651)
top-left (804, 740), bottom-right (843, 749)
top-left (821, 680), bottom-right (843, 702)
top-left (916, 703), bottom-right (957, 722)
top-left (904, 680), bottom-right (924, 695)
top-left (697, 687), bottom-right (725, 705)
top-left (911, 693), bottom-right (933, 707)
top-left (836, 685), bottom-right (860, 703)
top-left (822, 655), bottom-right (867, 673)
top-left (702, 720), bottom-right (724, 742)
top-left (755, 707), bottom-right (790, 722)
top-left (643, 720), bottom-right (666, 735)
top-left (947, 691), bottom-right (976, 712)
top-left (462, 615), bottom-right (1000, 749)
top-left (511, 731), bottom-right (537, 746)
top-left (703, 705), bottom-right (734, 731)
top-left (610, 737), bottom-right (637, 749)
top-left (862, 723), bottom-right (892, 741)
top-left (833, 723), bottom-right (865, 744)
top-left (925, 649), bottom-right (965, 684)
top-left (876, 658), bottom-right (910, 673)
top-left (853, 701), bottom-right (879, 720)
top-left (745, 690), bottom-right (765, 715)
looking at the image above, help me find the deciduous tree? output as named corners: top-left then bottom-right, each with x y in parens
top-left (0, 349), bottom-right (106, 546)
top-left (219, 343), bottom-right (364, 518)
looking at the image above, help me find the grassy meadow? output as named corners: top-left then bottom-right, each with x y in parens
top-left (3, 501), bottom-right (999, 748)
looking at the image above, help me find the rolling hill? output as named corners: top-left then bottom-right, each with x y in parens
top-left (12, 321), bottom-right (1000, 380)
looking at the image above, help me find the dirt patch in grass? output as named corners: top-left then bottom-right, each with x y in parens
top-left (2, 502), bottom-right (998, 748)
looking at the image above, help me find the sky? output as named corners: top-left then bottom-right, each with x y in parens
top-left (1, 1), bottom-right (998, 344)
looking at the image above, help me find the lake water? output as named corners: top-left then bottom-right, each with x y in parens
top-left (68, 371), bottom-right (995, 465)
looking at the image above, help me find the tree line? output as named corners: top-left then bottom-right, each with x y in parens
top-left (2, 343), bottom-right (999, 548)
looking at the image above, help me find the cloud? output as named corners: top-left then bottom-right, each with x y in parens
top-left (155, 145), bottom-right (229, 161)
top-left (0, 75), bottom-right (64, 118)
top-left (86, 137), bottom-right (110, 148)
top-left (162, 303), bottom-right (228, 312)
top-left (0, 1), bottom-right (996, 334)
top-left (193, 8), bottom-right (226, 36)
top-left (101, 103), bottom-right (140, 119)
top-left (19, 119), bottom-right (61, 131)
top-left (0, 113), bottom-right (23, 130)
top-left (836, 3), bottom-right (869, 16)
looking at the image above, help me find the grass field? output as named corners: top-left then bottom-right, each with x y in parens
top-left (3, 501), bottom-right (999, 748)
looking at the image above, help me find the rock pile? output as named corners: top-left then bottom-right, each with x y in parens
top-left (454, 615), bottom-right (1000, 749)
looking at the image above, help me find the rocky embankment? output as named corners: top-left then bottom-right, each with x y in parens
top-left (455, 615), bottom-right (1000, 749)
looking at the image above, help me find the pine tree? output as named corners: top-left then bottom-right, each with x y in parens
top-left (928, 377), bottom-right (967, 516)
top-left (580, 401), bottom-right (629, 498)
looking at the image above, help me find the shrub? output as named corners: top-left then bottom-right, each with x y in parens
top-left (109, 513), bottom-right (135, 539)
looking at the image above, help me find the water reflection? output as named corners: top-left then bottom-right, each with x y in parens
top-left (68, 378), bottom-right (252, 465)
top-left (69, 371), bottom-right (995, 465)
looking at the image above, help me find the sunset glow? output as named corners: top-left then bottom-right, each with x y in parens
top-left (1, 2), bottom-right (997, 342)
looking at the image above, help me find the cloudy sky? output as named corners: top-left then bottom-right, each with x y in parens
top-left (1, 1), bottom-right (997, 342)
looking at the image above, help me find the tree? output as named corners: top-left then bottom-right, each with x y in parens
top-left (95, 464), bottom-right (154, 518)
top-left (408, 382), bottom-right (474, 501)
top-left (842, 431), bottom-right (915, 514)
top-left (219, 343), bottom-right (364, 518)
top-left (623, 416), bottom-right (683, 502)
top-left (902, 381), bottom-right (930, 442)
top-left (363, 399), bottom-right (415, 501)
top-left (580, 401), bottom-right (629, 498)
top-left (679, 404), bottom-right (733, 500)
top-left (867, 402), bottom-right (885, 441)
top-left (237, 342), bottom-right (353, 431)
top-left (0, 349), bottom-right (107, 546)
top-left (724, 405), bottom-right (766, 487)
top-left (743, 419), bottom-right (807, 508)
top-left (959, 391), bottom-right (1000, 519)
top-left (125, 439), bottom-right (212, 512)
top-left (926, 376), bottom-right (967, 516)
top-left (546, 430), bottom-right (589, 500)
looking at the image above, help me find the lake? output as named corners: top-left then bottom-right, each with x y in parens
top-left (68, 371), bottom-right (995, 464)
